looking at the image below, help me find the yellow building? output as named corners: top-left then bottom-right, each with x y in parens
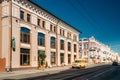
top-left (0, 0), bottom-right (81, 70)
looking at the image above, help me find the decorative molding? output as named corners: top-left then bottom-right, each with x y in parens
top-left (12, 0), bottom-right (79, 34)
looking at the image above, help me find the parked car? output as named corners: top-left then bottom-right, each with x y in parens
top-left (112, 61), bottom-right (118, 66)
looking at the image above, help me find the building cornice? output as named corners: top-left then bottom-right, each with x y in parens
top-left (12, 0), bottom-right (81, 34)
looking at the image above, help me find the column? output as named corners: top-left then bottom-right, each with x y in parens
top-left (31, 27), bottom-right (37, 67)
top-left (45, 31), bottom-right (51, 67)
top-left (64, 39), bottom-right (68, 65)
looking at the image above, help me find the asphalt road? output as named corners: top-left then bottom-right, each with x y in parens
top-left (18, 65), bottom-right (120, 80)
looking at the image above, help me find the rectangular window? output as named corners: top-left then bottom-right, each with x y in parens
top-left (68, 42), bottom-right (71, 51)
top-left (27, 14), bottom-right (31, 22)
top-left (38, 33), bottom-right (45, 46)
top-left (60, 53), bottom-right (64, 64)
top-left (20, 48), bottom-right (30, 66)
top-left (63, 30), bottom-right (65, 36)
top-left (51, 37), bottom-right (56, 48)
top-left (74, 55), bottom-right (76, 60)
top-left (60, 29), bottom-right (62, 35)
top-left (21, 32), bottom-right (30, 44)
top-left (50, 24), bottom-right (52, 31)
top-left (60, 40), bottom-right (64, 50)
top-left (42, 21), bottom-right (45, 28)
top-left (74, 44), bottom-right (76, 52)
top-left (51, 52), bottom-right (56, 65)
top-left (68, 54), bottom-right (71, 64)
top-left (20, 11), bottom-right (24, 20)
top-left (67, 32), bottom-right (71, 39)
top-left (54, 26), bottom-right (56, 33)
top-left (37, 19), bottom-right (40, 26)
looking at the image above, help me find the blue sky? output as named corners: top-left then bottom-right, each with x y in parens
top-left (31, 0), bottom-right (120, 55)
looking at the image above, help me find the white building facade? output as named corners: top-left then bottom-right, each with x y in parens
top-left (79, 36), bottom-right (119, 64)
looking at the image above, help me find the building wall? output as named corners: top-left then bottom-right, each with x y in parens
top-left (0, 0), bottom-right (80, 69)
top-left (79, 36), bottom-right (119, 64)
top-left (1, 0), bottom-right (12, 68)
top-left (0, 1), bottom-right (2, 58)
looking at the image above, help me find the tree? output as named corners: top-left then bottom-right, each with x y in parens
top-left (38, 51), bottom-right (46, 68)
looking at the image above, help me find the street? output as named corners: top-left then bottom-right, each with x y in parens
top-left (14, 65), bottom-right (120, 80)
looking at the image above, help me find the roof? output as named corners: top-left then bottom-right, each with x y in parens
top-left (29, 0), bottom-right (82, 33)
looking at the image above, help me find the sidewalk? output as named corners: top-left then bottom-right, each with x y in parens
top-left (0, 64), bottom-right (108, 80)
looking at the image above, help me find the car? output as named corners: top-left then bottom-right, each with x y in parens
top-left (72, 58), bottom-right (88, 68)
top-left (112, 61), bottom-right (118, 66)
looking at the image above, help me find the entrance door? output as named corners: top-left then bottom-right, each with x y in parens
top-left (60, 53), bottom-right (64, 64)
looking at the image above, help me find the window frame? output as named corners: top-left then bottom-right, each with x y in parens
top-left (20, 10), bottom-right (24, 20)
top-left (27, 13), bottom-right (31, 22)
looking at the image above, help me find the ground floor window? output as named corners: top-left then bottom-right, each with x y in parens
top-left (51, 52), bottom-right (56, 65)
top-left (68, 54), bottom-right (71, 64)
top-left (60, 53), bottom-right (64, 64)
top-left (20, 48), bottom-right (30, 66)
top-left (74, 55), bottom-right (76, 60)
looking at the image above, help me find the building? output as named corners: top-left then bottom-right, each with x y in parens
top-left (0, 0), bottom-right (81, 71)
top-left (79, 36), bottom-right (119, 64)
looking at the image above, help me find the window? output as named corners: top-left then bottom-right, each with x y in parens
top-left (68, 54), bottom-right (71, 64)
top-left (54, 26), bottom-right (56, 33)
top-left (50, 24), bottom-right (52, 31)
top-left (68, 42), bottom-right (71, 51)
top-left (37, 19), bottom-right (40, 26)
top-left (20, 27), bottom-right (30, 44)
top-left (50, 24), bottom-right (56, 33)
top-left (60, 29), bottom-right (62, 35)
top-left (73, 35), bottom-right (77, 41)
top-left (20, 11), bottom-right (24, 20)
top-left (51, 52), bottom-right (56, 65)
top-left (67, 32), bottom-right (71, 39)
top-left (42, 21), bottom-right (45, 28)
top-left (63, 30), bottom-right (65, 36)
top-left (60, 40), bottom-right (64, 50)
top-left (20, 48), bottom-right (30, 66)
top-left (38, 33), bottom-right (45, 46)
top-left (27, 14), bottom-right (31, 22)
top-left (74, 55), bottom-right (76, 60)
top-left (74, 44), bottom-right (77, 52)
top-left (51, 37), bottom-right (56, 48)
top-left (60, 53), bottom-right (64, 64)
top-left (60, 28), bottom-right (65, 36)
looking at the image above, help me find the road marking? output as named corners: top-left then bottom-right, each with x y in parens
top-left (87, 68), bottom-right (113, 80)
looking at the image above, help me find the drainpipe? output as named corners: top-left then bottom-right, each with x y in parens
top-left (10, 0), bottom-right (12, 72)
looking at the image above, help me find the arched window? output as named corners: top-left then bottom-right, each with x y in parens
top-left (51, 37), bottom-right (56, 48)
top-left (38, 33), bottom-right (45, 46)
top-left (20, 27), bottom-right (30, 44)
top-left (60, 40), bottom-right (64, 50)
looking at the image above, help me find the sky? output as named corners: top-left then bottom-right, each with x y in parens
top-left (31, 0), bottom-right (120, 55)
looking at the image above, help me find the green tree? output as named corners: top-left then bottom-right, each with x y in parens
top-left (45, 61), bottom-right (48, 68)
top-left (38, 51), bottom-right (46, 67)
